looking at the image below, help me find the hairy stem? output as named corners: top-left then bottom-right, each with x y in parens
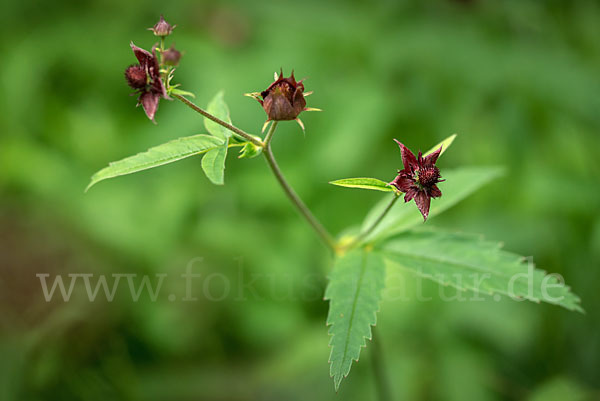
top-left (370, 327), bottom-right (393, 401)
top-left (262, 122), bottom-right (336, 251)
top-left (173, 94), bottom-right (263, 147)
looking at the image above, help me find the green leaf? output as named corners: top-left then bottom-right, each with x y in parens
top-left (361, 166), bottom-right (504, 241)
top-left (170, 88), bottom-right (196, 98)
top-left (204, 91), bottom-right (232, 140)
top-left (86, 135), bottom-right (224, 191)
top-left (375, 228), bottom-right (582, 312)
top-left (325, 248), bottom-right (386, 391)
top-left (329, 177), bottom-right (395, 192)
top-left (425, 133), bottom-right (456, 157)
top-left (201, 138), bottom-right (229, 185)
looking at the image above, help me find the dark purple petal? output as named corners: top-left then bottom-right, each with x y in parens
top-left (390, 175), bottom-right (413, 193)
top-left (414, 191), bottom-right (431, 221)
top-left (423, 146), bottom-right (442, 166)
top-left (394, 140), bottom-right (417, 171)
top-left (140, 91), bottom-right (160, 122)
top-left (151, 73), bottom-right (169, 99)
top-left (130, 42), bottom-right (154, 68)
top-left (417, 151), bottom-right (423, 165)
top-left (404, 187), bottom-right (418, 202)
top-left (428, 184), bottom-right (442, 198)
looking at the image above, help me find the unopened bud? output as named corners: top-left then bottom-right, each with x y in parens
top-left (163, 45), bottom-right (182, 66)
top-left (149, 15), bottom-right (175, 37)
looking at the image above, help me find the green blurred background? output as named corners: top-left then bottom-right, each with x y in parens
top-left (1, 0), bottom-right (599, 400)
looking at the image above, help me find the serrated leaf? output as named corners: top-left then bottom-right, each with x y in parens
top-left (201, 138), bottom-right (229, 185)
top-left (329, 177), bottom-right (395, 192)
top-left (375, 228), bottom-right (582, 312)
top-left (204, 91), bottom-right (232, 140)
top-left (424, 133), bottom-right (456, 157)
top-left (86, 135), bottom-right (224, 191)
top-left (361, 166), bottom-right (504, 241)
top-left (325, 249), bottom-right (386, 391)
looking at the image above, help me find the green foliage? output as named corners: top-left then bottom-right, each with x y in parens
top-left (6, 2), bottom-right (597, 400)
top-left (203, 91), bottom-right (233, 140)
top-left (329, 177), bottom-right (395, 192)
top-left (325, 249), bottom-right (386, 391)
top-left (375, 228), bottom-right (583, 312)
top-left (201, 92), bottom-right (234, 184)
top-left (86, 135), bottom-right (224, 191)
top-left (424, 133), bottom-right (456, 157)
top-left (201, 144), bottom-right (229, 185)
top-left (87, 92), bottom-right (242, 188)
top-left (361, 166), bottom-right (504, 241)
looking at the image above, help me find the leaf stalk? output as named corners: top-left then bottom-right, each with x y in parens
top-left (173, 94), bottom-right (263, 147)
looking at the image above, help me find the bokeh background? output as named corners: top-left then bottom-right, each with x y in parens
top-left (1, 0), bottom-right (599, 400)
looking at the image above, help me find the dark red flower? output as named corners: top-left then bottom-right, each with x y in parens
top-left (125, 42), bottom-right (168, 122)
top-left (389, 140), bottom-right (444, 221)
top-left (148, 15), bottom-right (176, 37)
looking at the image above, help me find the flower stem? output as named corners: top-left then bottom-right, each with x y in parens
top-left (370, 327), bottom-right (393, 401)
top-left (173, 94), bottom-right (263, 147)
top-left (350, 194), bottom-right (399, 248)
top-left (263, 121), bottom-right (276, 146)
top-left (262, 122), bottom-right (336, 251)
top-left (174, 95), bottom-right (334, 250)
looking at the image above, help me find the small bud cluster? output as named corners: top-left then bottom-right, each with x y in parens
top-left (125, 15), bottom-right (182, 122)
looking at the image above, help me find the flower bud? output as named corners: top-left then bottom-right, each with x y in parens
top-left (256, 70), bottom-right (306, 121)
top-left (149, 15), bottom-right (176, 37)
top-left (163, 45), bottom-right (182, 66)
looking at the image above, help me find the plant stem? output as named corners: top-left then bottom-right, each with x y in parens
top-left (263, 121), bottom-right (276, 146)
top-left (370, 327), bottom-right (393, 401)
top-left (173, 94), bottom-right (263, 147)
top-left (350, 194), bottom-right (399, 248)
top-left (262, 123), bottom-right (336, 251)
top-left (175, 94), bottom-right (334, 250)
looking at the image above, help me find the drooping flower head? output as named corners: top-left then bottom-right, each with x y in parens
top-left (389, 140), bottom-right (444, 221)
top-left (148, 15), bottom-right (176, 37)
top-left (125, 42), bottom-right (168, 122)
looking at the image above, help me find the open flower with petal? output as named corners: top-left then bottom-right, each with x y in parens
top-left (389, 140), bottom-right (444, 221)
top-left (124, 42), bottom-right (169, 122)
